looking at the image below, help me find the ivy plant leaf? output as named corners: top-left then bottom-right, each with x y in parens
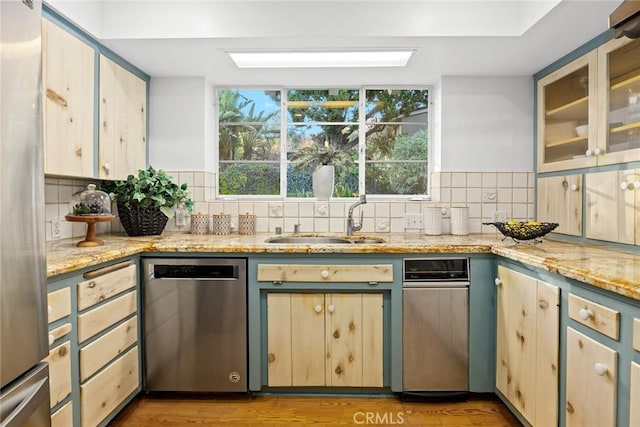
top-left (133, 192), bottom-right (146, 202)
top-left (160, 206), bottom-right (174, 218)
top-left (151, 194), bottom-right (166, 205)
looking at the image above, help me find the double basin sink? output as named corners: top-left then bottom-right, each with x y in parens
top-left (265, 235), bottom-right (386, 245)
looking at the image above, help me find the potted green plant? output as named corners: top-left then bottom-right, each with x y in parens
top-left (290, 143), bottom-right (353, 199)
top-left (101, 166), bottom-right (193, 236)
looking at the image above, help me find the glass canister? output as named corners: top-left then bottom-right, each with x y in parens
top-left (69, 184), bottom-right (112, 215)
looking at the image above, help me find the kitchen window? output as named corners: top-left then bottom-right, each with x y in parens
top-left (217, 87), bottom-right (430, 198)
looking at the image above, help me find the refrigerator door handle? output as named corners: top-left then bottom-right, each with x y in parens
top-left (0, 377), bottom-right (48, 427)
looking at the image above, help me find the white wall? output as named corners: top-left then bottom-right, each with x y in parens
top-left (148, 77), bottom-right (213, 172)
top-left (149, 75), bottom-right (534, 174)
top-left (436, 76), bottom-right (534, 172)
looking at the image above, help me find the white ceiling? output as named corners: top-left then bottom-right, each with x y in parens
top-left (47, 0), bottom-right (622, 85)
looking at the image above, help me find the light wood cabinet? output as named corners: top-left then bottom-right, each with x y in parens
top-left (537, 36), bottom-right (640, 172)
top-left (99, 55), bottom-right (147, 180)
top-left (77, 262), bottom-right (136, 311)
top-left (565, 327), bottom-right (617, 427)
top-left (585, 168), bottom-right (640, 244)
top-left (46, 341), bottom-right (71, 409)
top-left (42, 18), bottom-right (95, 178)
top-left (536, 174), bottom-right (582, 236)
top-left (77, 290), bottom-right (137, 343)
top-left (495, 265), bottom-right (559, 427)
top-left (631, 362), bottom-right (640, 427)
top-left (47, 287), bottom-right (71, 324)
top-left (634, 318), bottom-right (640, 351)
top-left (267, 292), bottom-right (383, 388)
top-left (51, 401), bottom-right (73, 427)
top-left (80, 346), bottom-right (139, 427)
top-left (568, 293), bottom-right (620, 340)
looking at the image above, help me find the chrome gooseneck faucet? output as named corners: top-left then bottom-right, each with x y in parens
top-left (346, 194), bottom-right (367, 236)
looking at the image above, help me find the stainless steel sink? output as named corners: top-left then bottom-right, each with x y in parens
top-left (265, 236), bottom-right (385, 244)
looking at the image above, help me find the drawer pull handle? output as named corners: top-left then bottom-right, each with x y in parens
top-left (48, 334), bottom-right (55, 346)
top-left (314, 305), bottom-right (322, 313)
top-left (321, 270), bottom-right (329, 279)
top-left (579, 307), bottom-right (594, 320)
top-left (83, 260), bottom-right (132, 279)
top-left (494, 278), bottom-right (502, 287)
top-left (594, 363), bottom-right (608, 376)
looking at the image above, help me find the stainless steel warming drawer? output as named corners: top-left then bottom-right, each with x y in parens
top-left (142, 258), bottom-right (248, 393)
top-left (402, 258), bottom-right (470, 398)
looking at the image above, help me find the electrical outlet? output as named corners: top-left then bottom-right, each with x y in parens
top-left (492, 210), bottom-right (508, 222)
top-left (404, 213), bottom-right (423, 229)
top-left (51, 217), bottom-right (61, 239)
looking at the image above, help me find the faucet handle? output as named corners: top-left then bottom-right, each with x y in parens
top-left (360, 194), bottom-right (367, 203)
top-left (358, 210), bottom-right (364, 227)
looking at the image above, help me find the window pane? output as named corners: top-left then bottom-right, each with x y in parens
top-left (219, 124), bottom-right (280, 161)
top-left (218, 90), bottom-right (280, 123)
top-left (365, 124), bottom-right (427, 195)
top-left (287, 89), bottom-right (359, 123)
top-left (218, 162), bottom-right (280, 195)
top-left (365, 89), bottom-right (429, 124)
top-left (287, 124), bottom-right (359, 153)
top-left (366, 162), bottom-right (427, 195)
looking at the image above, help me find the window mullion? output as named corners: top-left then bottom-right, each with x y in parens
top-left (281, 88), bottom-right (287, 198)
top-left (358, 87), bottom-right (366, 196)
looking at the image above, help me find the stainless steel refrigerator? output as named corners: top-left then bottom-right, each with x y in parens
top-left (0, 0), bottom-right (51, 426)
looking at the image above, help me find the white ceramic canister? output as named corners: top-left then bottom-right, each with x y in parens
top-left (211, 213), bottom-right (232, 235)
top-left (450, 207), bottom-right (469, 235)
top-left (190, 213), bottom-right (209, 235)
top-left (423, 206), bottom-right (442, 235)
top-left (238, 213), bottom-right (256, 235)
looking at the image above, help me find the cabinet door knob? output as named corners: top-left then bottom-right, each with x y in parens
top-left (593, 148), bottom-right (602, 156)
top-left (321, 270), bottom-right (329, 279)
top-left (314, 305), bottom-right (322, 313)
top-left (594, 363), bottom-right (608, 376)
top-left (585, 149), bottom-right (592, 157)
top-left (579, 307), bottom-right (594, 320)
top-left (635, 181), bottom-right (640, 190)
top-left (47, 305), bottom-right (52, 315)
top-left (621, 182), bottom-right (630, 190)
top-left (102, 162), bottom-right (111, 175)
top-left (48, 334), bottom-right (55, 346)
top-left (327, 304), bottom-right (335, 313)
top-left (494, 278), bottom-right (502, 287)
top-left (570, 183), bottom-right (579, 191)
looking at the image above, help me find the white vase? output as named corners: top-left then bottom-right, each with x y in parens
top-left (312, 165), bottom-right (335, 200)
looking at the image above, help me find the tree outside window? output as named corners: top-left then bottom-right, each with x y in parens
top-left (217, 88), bottom-right (429, 197)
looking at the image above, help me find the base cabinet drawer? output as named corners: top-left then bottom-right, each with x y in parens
top-left (565, 327), bottom-right (617, 427)
top-left (51, 401), bottom-right (73, 427)
top-left (631, 362), bottom-right (640, 426)
top-left (80, 346), bottom-right (139, 427)
top-left (46, 341), bottom-right (71, 408)
top-left (77, 290), bottom-right (137, 343)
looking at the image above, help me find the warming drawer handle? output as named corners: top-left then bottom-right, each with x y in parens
top-left (83, 260), bottom-right (132, 279)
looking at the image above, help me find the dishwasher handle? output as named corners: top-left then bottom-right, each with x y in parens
top-left (402, 281), bottom-right (469, 288)
top-left (147, 263), bottom-right (241, 280)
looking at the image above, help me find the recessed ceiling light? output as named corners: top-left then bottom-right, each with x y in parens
top-left (227, 50), bottom-right (414, 68)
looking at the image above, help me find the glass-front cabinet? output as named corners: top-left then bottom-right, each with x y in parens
top-left (537, 52), bottom-right (597, 172)
top-left (597, 36), bottom-right (640, 166)
top-left (537, 36), bottom-right (640, 172)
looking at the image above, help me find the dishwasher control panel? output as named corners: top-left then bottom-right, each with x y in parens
top-left (403, 258), bottom-right (470, 283)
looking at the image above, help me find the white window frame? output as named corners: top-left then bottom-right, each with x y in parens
top-left (215, 86), bottom-right (433, 200)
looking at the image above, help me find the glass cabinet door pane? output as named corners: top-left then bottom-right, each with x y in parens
top-left (542, 65), bottom-right (590, 164)
top-left (606, 37), bottom-right (640, 155)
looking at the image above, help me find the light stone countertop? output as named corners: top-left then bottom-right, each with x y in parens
top-left (46, 232), bottom-right (640, 302)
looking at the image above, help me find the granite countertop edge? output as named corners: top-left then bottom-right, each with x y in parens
top-left (46, 232), bottom-right (640, 302)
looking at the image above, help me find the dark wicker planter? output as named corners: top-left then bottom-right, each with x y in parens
top-left (117, 202), bottom-right (168, 236)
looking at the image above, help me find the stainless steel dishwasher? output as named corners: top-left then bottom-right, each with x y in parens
top-left (142, 258), bottom-right (247, 392)
top-left (402, 258), bottom-right (470, 399)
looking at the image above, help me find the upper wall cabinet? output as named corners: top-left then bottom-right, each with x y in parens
top-left (98, 55), bottom-right (147, 180)
top-left (537, 51), bottom-right (597, 172)
top-left (537, 36), bottom-right (640, 172)
top-left (42, 18), bottom-right (95, 178)
top-left (596, 36), bottom-right (640, 166)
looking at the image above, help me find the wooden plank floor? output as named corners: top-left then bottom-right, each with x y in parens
top-left (110, 394), bottom-right (522, 426)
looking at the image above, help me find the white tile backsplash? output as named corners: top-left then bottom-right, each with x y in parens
top-left (44, 169), bottom-right (534, 240)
